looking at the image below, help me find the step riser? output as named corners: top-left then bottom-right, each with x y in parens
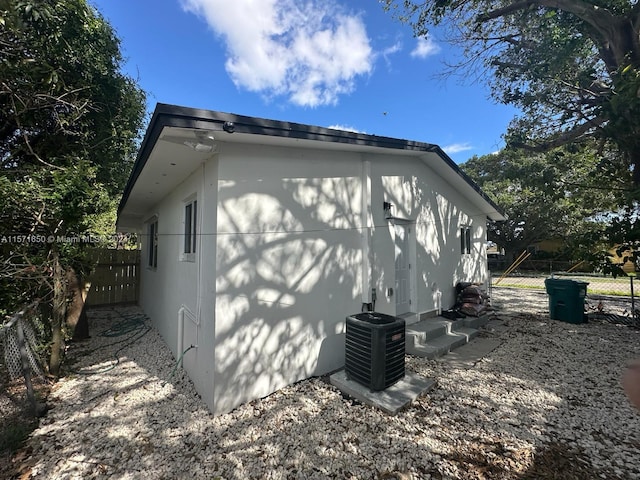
top-left (405, 316), bottom-right (483, 359)
top-left (408, 331), bottom-right (472, 349)
top-left (462, 316), bottom-right (491, 329)
top-left (416, 325), bottom-right (447, 342)
top-left (406, 319), bottom-right (469, 342)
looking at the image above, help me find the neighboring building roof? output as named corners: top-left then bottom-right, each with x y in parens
top-left (117, 103), bottom-right (506, 228)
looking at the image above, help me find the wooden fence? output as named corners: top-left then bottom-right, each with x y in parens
top-left (85, 249), bottom-right (140, 307)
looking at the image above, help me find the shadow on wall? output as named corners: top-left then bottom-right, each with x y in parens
top-left (211, 154), bottom-right (489, 414)
top-left (378, 170), bottom-right (487, 312)
top-left (213, 168), bottom-right (363, 413)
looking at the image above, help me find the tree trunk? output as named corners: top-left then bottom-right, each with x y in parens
top-left (503, 247), bottom-right (523, 267)
top-left (631, 148), bottom-right (640, 188)
top-left (66, 267), bottom-right (90, 340)
top-left (49, 249), bottom-right (66, 377)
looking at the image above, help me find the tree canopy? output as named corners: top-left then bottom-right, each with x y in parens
top-left (383, 0), bottom-right (640, 188)
top-left (461, 145), bottom-right (625, 260)
top-left (0, 0), bottom-right (146, 372)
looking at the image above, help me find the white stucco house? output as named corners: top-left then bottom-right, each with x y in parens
top-left (117, 103), bottom-right (505, 415)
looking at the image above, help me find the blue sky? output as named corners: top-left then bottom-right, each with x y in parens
top-left (91, 0), bottom-right (519, 164)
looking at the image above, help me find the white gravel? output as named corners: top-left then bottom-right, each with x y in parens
top-left (17, 289), bottom-right (640, 479)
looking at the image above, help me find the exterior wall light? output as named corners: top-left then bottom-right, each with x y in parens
top-left (383, 201), bottom-right (394, 219)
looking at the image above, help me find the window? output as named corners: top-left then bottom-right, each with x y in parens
top-left (148, 218), bottom-right (158, 268)
top-left (461, 226), bottom-right (471, 255)
top-left (184, 199), bottom-right (197, 256)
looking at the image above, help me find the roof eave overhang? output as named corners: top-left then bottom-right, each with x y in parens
top-left (117, 103), bottom-right (506, 228)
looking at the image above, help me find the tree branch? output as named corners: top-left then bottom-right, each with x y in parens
top-left (477, 1), bottom-right (536, 22)
top-left (8, 93), bottom-right (65, 171)
top-left (478, 1), bottom-right (621, 49)
top-left (510, 115), bottom-right (607, 151)
top-left (631, 1), bottom-right (640, 29)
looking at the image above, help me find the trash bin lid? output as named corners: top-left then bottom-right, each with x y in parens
top-left (350, 312), bottom-right (397, 324)
top-left (545, 278), bottom-right (589, 286)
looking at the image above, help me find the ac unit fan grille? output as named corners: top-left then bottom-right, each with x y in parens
top-left (345, 314), bottom-right (405, 391)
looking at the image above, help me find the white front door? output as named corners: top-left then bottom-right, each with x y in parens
top-left (395, 223), bottom-right (411, 315)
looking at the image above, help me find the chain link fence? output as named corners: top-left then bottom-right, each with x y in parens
top-left (491, 271), bottom-right (637, 296)
top-left (0, 301), bottom-right (47, 415)
top-left (490, 269), bottom-right (639, 326)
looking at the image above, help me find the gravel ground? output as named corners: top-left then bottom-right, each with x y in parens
top-left (10, 288), bottom-right (640, 479)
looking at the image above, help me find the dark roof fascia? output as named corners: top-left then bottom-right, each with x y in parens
top-left (426, 145), bottom-right (505, 221)
top-left (118, 103), bottom-right (505, 220)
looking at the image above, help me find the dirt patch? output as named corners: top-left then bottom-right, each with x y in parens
top-left (445, 440), bottom-right (610, 480)
top-left (0, 375), bottom-right (51, 480)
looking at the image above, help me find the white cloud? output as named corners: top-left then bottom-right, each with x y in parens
top-left (327, 124), bottom-right (365, 133)
top-left (443, 143), bottom-right (473, 154)
top-left (382, 41), bottom-right (402, 59)
top-left (379, 40), bottom-right (402, 69)
top-left (180, 0), bottom-right (374, 107)
top-left (410, 36), bottom-right (441, 59)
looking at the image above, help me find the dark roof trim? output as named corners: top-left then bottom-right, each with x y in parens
top-left (118, 103), bottom-right (504, 219)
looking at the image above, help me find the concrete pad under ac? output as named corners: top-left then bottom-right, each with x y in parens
top-left (329, 370), bottom-right (436, 415)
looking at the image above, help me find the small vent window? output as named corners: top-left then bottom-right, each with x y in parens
top-left (148, 219), bottom-right (158, 268)
top-left (461, 226), bottom-right (471, 255)
top-left (184, 200), bottom-right (197, 255)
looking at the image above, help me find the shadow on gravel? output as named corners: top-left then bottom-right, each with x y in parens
top-left (0, 370), bottom-right (50, 479)
top-left (444, 439), bottom-right (597, 479)
top-left (12, 300), bottom-right (640, 479)
top-left (404, 287), bottom-right (640, 480)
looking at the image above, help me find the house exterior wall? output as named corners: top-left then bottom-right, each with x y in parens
top-left (138, 142), bottom-right (490, 416)
top-left (138, 158), bottom-right (218, 409)
top-left (369, 155), bottom-right (488, 317)
top-left (210, 143), bottom-right (489, 414)
top-left (213, 143), bottom-right (364, 414)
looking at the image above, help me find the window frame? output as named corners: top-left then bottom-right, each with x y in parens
top-left (182, 197), bottom-right (197, 262)
top-left (460, 225), bottom-right (472, 255)
top-left (147, 218), bottom-right (158, 269)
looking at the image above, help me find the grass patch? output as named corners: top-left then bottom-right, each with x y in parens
top-left (584, 289), bottom-right (631, 297)
top-left (493, 283), bottom-right (545, 290)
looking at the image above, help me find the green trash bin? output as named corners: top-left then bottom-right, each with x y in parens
top-left (544, 278), bottom-right (589, 324)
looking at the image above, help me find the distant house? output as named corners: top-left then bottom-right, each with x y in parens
top-left (117, 103), bottom-right (505, 415)
top-left (609, 245), bottom-right (638, 275)
top-left (529, 238), bottom-right (565, 255)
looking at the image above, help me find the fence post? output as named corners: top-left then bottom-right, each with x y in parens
top-left (631, 276), bottom-right (636, 321)
top-left (488, 271), bottom-right (492, 299)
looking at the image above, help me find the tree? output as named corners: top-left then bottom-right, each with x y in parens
top-left (0, 0), bottom-right (146, 375)
top-left (461, 145), bottom-right (625, 262)
top-left (383, 0), bottom-right (640, 187)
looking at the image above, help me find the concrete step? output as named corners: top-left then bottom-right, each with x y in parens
top-left (405, 318), bottom-right (480, 359)
top-left (406, 318), bottom-right (467, 343)
top-left (462, 314), bottom-right (492, 329)
top-left (406, 322), bottom-right (446, 344)
top-left (406, 328), bottom-right (479, 358)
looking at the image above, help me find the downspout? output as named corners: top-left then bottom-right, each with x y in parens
top-left (196, 162), bottom-right (205, 326)
top-left (361, 158), bottom-right (373, 311)
top-left (177, 306), bottom-right (185, 359)
top-left (178, 162), bottom-right (206, 362)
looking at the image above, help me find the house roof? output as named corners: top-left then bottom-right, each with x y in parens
top-left (117, 103), bottom-right (506, 228)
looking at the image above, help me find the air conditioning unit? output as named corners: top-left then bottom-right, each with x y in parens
top-left (345, 312), bottom-right (405, 391)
